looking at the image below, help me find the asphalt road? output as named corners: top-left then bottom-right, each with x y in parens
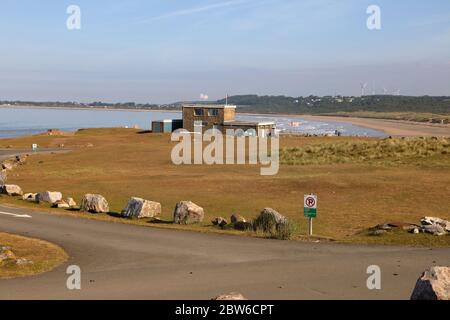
top-left (0, 204), bottom-right (448, 300)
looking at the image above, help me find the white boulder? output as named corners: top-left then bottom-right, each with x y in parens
top-left (122, 197), bottom-right (161, 219)
top-left (80, 194), bottom-right (109, 213)
top-left (411, 266), bottom-right (450, 300)
top-left (173, 201), bottom-right (204, 224)
top-left (36, 191), bottom-right (62, 204)
top-left (0, 184), bottom-right (23, 196)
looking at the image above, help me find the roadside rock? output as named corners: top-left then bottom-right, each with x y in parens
top-left (1, 161), bottom-right (15, 171)
top-left (122, 197), bottom-right (161, 219)
top-left (66, 197), bottom-right (77, 207)
top-left (421, 217), bottom-right (450, 232)
top-left (36, 191), bottom-right (62, 204)
top-left (22, 193), bottom-right (37, 202)
top-left (212, 217), bottom-right (228, 227)
top-left (80, 194), bottom-right (109, 213)
top-left (259, 208), bottom-right (287, 224)
top-left (52, 200), bottom-right (70, 209)
top-left (411, 266), bottom-right (450, 300)
top-left (173, 201), bottom-right (204, 224)
top-left (230, 213), bottom-right (246, 224)
top-left (422, 224), bottom-right (446, 236)
top-left (0, 184), bottom-right (23, 196)
top-left (213, 292), bottom-right (247, 300)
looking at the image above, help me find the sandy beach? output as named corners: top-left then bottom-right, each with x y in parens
top-left (299, 115), bottom-right (450, 137)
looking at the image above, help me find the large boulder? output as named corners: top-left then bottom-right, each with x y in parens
top-left (0, 184), bottom-right (23, 196)
top-left (36, 191), bottom-right (62, 204)
top-left (253, 208), bottom-right (288, 233)
top-left (122, 197), bottom-right (161, 219)
top-left (422, 224), bottom-right (446, 236)
top-left (173, 201), bottom-right (204, 224)
top-left (80, 194), bottom-right (109, 213)
top-left (411, 266), bottom-right (450, 300)
top-left (259, 208), bottom-right (288, 224)
top-left (421, 217), bottom-right (450, 232)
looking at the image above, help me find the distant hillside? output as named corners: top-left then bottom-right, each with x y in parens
top-left (216, 95), bottom-right (450, 115)
top-left (2, 95), bottom-right (450, 116)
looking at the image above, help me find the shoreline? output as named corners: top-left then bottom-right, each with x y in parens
top-left (2, 105), bottom-right (450, 137)
top-left (298, 114), bottom-right (450, 137)
top-left (0, 104), bottom-right (181, 113)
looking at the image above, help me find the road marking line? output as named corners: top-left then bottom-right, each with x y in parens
top-left (0, 211), bottom-right (32, 218)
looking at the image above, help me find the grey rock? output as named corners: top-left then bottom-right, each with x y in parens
top-left (36, 191), bottom-right (62, 204)
top-left (122, 197), bottom-right (161, 219)
top-left (173, 201), bottom-right (204, 224)
top-left (411, 266), bottom-right (450, 300)
top-left (423, 224), bottom-right (446, 236)
top-left (259, 208), bottom-right (288, 224)
top-left (421, 217), bottom-right (450, 232)
top-left (0, 184), bottom-right (23, 196)
top-left (80, 194), bottom-right (110, 213)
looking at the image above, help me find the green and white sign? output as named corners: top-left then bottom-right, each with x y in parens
top-left (32, 144), bottom-right (38, 152)
top-left (304, 194), bottom-right (317, 218)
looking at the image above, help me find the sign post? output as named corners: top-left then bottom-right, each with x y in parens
top-left (304, 194), bottom-right (317, 236)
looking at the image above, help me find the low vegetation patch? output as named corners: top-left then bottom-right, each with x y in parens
top-left (281, 137), bottom-right (450, 166)
top-left (324, 111), bottom-right (450, 124)
top-left (0, 232), bottom-right (68, 279)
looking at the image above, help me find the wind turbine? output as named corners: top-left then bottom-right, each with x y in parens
top-left (360, 83), bottom-right (368, 96)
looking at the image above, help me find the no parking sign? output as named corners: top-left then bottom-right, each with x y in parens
top-left (304, 194), bottom-right (317, 218)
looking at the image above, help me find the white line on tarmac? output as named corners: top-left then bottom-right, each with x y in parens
top-left (0, 211), bottom-right (32, 218)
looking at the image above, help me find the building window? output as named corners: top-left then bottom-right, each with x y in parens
top-left (194, 108), bottom-right (204, 116)
top-left (208, 108), bottom-right (219, 116)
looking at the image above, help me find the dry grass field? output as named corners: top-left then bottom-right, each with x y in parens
top-left (0, 232), bottom-right (68, 279)
top-left (1, 128), bottom-right (449, 246)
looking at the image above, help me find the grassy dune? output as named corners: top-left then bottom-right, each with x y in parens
top-left (322, 111), bottom-right (450, 124)
top-left (281, 137), bottom-right (450, 165)
top-left (1, 129), bottom-right (449, 246)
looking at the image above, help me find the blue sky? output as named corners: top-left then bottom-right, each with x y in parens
top-left (0, 0), bottom-right (449, 103)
